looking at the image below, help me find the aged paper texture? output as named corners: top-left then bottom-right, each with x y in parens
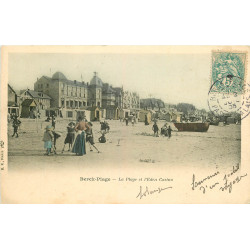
top-left (1, 46), bottom-right (250, 203)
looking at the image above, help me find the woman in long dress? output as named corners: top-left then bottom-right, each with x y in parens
top-left (72, 117), bottom-right (90, 156)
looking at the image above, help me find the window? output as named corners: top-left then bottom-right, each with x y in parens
top-left (67, 111), bottom-right (73, 118)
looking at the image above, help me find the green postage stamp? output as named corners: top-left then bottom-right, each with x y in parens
top-left (208, 51), bottom-right (249, 120)
top-left (211, 51), bottom-right (246, 94)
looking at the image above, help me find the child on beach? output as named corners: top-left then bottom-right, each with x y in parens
top-left (12, 116), bottom-right (21, 138)
top-left (86, 122), bottom-right (100, 153)
top-left (62, 123), bottom-right (75, 153)
top-left (52, 115), bottom-right (56, 129)
top-left (131, 116), bottom-right (135, 126)
top-left (52, 130), bottom-right (61, 154)
top-left (98, 131), bottom-right (107, 143)
top-left (43, 125), bottom-right (54, 155)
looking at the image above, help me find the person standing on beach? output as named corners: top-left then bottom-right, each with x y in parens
top-left (62, 123), bottom-right (75, 153)
top-left (72, 116), bottom-right (90, 156)
top-left (12, 116), bottom-right (21, 138)
top-left (167, 125), bottom-right (173, 139)
top-left (52, 115), bottom-right (56, 129)
top-left (152, 122), bottom-right (159, 137)
top-left (86, 122), bottom-right (100, 153)
top-left (43, 125), bottom-right (54, 155)
top-left (145, 115), bottom-right (149, 125)
top-left (125, 117), bottom-right (129, 126)
top-left (131, 116), bottom-right (135, 126)
top-left (52, 130), bottom-right (61, 154)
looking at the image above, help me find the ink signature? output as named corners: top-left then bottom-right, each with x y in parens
top-left (136, 186), bottom-right (172, 199)
top-left (191, 164), bottom-right (248, 194)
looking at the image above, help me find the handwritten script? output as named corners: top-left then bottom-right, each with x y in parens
top-left (136, 186), bottom-right (173, 199)
top-left (191, 164), bottom-right (247, 194)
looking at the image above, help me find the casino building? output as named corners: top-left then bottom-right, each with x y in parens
top-left (34, 71), bottom-right (140, 120)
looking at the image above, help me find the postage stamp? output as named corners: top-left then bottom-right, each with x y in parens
top-left (211, 51), bottom-right (246, 94)
top-left (208, 51), bottom-right (250, 120)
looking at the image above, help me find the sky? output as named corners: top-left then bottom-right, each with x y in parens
top-left (8, 52), bottom-right (211, 110)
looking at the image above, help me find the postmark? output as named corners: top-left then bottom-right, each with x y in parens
top-left (208, 51), bottom-right (250, 120)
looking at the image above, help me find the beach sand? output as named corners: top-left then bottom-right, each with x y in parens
top-left (8, 119), bottom-right (241, 171)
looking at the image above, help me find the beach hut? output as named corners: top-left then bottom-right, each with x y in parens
top-left (139, 110), bottom-right (152, 123)
top-left (117, 109), bottom-right (130, 119)
top-left (76, 109), bottom-right (91, 122)
top-left (164, 112), bottom-right (173, 122)
top-left (100, 108), bottom-right (106, 119)
top-left (227, 117), bottom-right (236, 124)
top-left (106, 106), bottom-right (119, 120)
top-left (87, 106), bottom-right (101, 121)
top-left (21, 99), bottom-right (37, 118)
top-left (172, 112), bottom-right (183, 122)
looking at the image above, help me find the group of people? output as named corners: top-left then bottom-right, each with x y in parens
top-left (45, 115), bottom-right (56, 128)
top-left (100, 121), bottom-right (110, 132)
top-left (124, 115), bottom-right (136, 126)
top-left (42, 116), bottom-right (105, 156)
top-left (152, 121), bottom-right (172, 138)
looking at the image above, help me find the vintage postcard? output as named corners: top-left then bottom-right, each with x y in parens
top-left (0, 46), bottom-right (249, 203)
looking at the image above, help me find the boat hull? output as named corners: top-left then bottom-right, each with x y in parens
top-left (174, 122), bottom-right (210, 132)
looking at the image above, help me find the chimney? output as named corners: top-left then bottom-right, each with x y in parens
top-left (74, 80), bottom-right (76, 84)
top-left (87, 82), bottom-right (89, 86)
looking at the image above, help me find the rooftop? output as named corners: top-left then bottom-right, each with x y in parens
top-left (52, 72), bottom-right (67, 80)
top-left (90, 72), bottom-right (103, 87)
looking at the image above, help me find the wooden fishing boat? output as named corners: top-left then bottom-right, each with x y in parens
top-left (174, 122), bottom-right (210, 132)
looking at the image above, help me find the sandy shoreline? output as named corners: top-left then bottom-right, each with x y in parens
top-left (7, 119), bottom-right (241, 172)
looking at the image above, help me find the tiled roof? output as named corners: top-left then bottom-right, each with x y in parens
top-left (8, 84), bottom-right (17, 94)
top-left (103, 83), bottom-right (115, 93)
top-left (28, 90), bottom-right (51, 99)
top-left (21, 99), bottom-right (36, 106)
top-left (40, 75), bottom-right (87, 88)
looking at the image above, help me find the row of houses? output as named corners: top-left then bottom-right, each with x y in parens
top-left (9, 74), bottom-right (208, 123)
top-left (8, 71), bottom-right (142, 121)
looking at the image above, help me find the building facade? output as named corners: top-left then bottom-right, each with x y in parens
top-left (8, 84), bottom-right (20, 116)
top-left (33, 71), bottom-right (140, 120)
